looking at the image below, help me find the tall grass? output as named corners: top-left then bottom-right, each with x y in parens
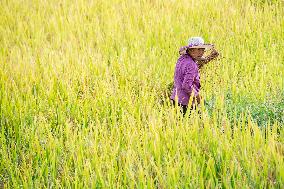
top-left (0, 0), bottom-right (283, 188)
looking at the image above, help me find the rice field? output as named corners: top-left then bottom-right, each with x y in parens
top-left (0, 0), bottom-right (284, 188)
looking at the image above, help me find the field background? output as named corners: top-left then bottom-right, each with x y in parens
top-left (0, 0), bottom-right (284, 188)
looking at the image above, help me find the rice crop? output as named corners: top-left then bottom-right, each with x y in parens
top-left (0, 0), bottom-right (283, 188)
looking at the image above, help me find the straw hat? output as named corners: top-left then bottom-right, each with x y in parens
top-left (187, 37), bottom-right (213, 50)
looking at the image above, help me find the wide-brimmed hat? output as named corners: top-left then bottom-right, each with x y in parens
top-left (187, 37), bottom-right (213, 50)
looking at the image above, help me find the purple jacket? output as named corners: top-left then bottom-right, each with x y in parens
top-left (170, 53), bottom-right (201, 106)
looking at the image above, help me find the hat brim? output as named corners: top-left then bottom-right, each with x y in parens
top-left (188, 44), bottom-right (214, 50)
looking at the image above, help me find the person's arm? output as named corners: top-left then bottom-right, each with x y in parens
top-left (181, 64), bottom-right (196, 95)
top-left (197, 49), bottom-right (220, 69)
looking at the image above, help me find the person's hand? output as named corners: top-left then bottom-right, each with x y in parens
top-left (196, 48), bottom-right (220, 68)
top-left (194, 94), bottom-right (201, 105)
top-left (209, 48), bottom-right (219, 59)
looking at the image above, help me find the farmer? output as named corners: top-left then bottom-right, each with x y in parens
top-left (170, 37), bottom-right (219, 116)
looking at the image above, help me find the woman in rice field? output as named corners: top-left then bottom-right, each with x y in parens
top-left (170, 37), bottom-right (219, 116)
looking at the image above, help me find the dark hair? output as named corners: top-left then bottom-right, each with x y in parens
top-left (186, 48), bottom-right (191, 54)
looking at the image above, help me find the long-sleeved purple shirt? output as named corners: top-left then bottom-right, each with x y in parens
top-left (170, 54), bottom-right (201, 106)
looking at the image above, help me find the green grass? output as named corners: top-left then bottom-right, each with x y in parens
top-left (0, 0), bottom-right (284, 188)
